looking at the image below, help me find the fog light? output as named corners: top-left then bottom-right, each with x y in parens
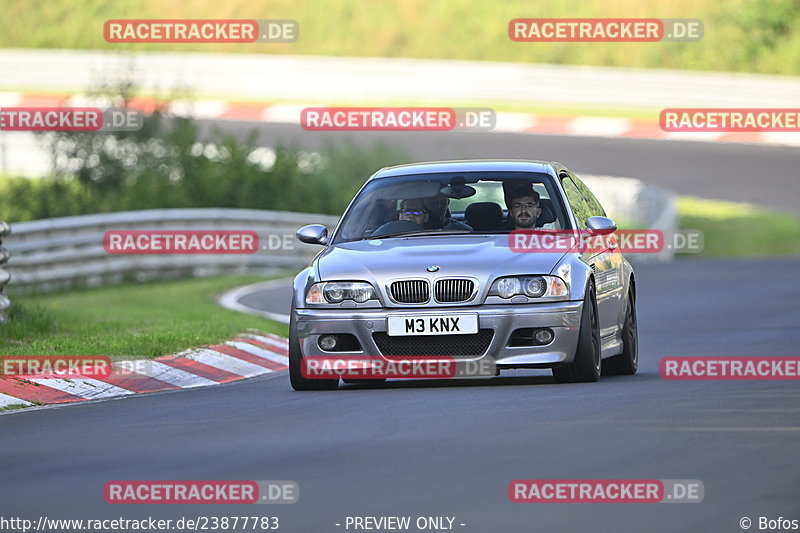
top-left (534, 329), bottom-right (554, 345)
top-left (318, 335), bottom-right (338, 351)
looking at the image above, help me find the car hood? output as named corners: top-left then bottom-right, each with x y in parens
top-left (317, 235), bottom-right (567, 284)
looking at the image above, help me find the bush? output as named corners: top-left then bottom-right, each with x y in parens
top-left (1, 105), bottom-right (409, 222)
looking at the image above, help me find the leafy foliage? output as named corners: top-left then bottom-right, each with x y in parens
top-left (2, 110), bottom-right (409, 222)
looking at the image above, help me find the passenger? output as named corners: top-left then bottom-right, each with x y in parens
top-left (506, 185), bottom-right (556, 230)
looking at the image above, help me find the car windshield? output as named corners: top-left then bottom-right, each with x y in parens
top-left (332, 172), bottom-right (570, 244)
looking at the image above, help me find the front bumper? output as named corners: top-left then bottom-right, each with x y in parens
top-left (294, 300), bottom-right (583, 368)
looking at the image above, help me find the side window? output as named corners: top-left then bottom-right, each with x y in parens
top-left (561, 177), bottom-right (592, 229)
top-left (572, 175), bottom-right (606, 217)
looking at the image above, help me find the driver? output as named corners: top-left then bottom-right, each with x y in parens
top-left (423, 194), bottom-right (472, 230)
top-left (398, 199), bottom-right (429, 227)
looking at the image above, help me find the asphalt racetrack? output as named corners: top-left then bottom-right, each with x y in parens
top-left (3, 256), bottom-right (799, 533)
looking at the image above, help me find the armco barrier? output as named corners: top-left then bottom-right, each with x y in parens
top-left (0, 221), bottom-right (10, 322)
top-left (3, 179), bottom-right (674, 293)
top-left (3, 209), bottom-right (339, 293)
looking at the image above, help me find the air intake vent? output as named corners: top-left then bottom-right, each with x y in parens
top-left (390, 280), bottom-right (429, 304)
top-left (373, 330), bottom-right (494, 357)
top-left (434, 278), bottom-right (475, 303)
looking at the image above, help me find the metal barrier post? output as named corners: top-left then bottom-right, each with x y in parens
top-left (0, 221), bottom-right (11, 322)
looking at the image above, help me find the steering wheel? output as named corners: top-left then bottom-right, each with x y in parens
top-left (370, 220), bottom-right (424, 238)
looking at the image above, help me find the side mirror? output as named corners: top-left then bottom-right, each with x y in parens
top-left (585, 216), bottom-right (617, 235)
top-left (296, 224), bottom-right (329, 245)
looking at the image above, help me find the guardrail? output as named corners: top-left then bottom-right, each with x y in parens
top-left (3, 178), bottom-right (675, 293)
top-left (3, 209), bottom-right (339, 293)
top-left (0, 221), bottom-right (10, 322)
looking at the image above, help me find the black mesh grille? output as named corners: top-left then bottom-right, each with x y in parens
top-left (390, 280), bottom-right (429, 303)
top-left (435, 278), bottom-right (474, 302)
top-left (372, 329), bottom-right (494, 357)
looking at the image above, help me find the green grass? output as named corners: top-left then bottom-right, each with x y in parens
top-left (678, 197), bottom-right (800, 257)
top-left (2, 0), bottom-right (800, 76)
top-left (0, 402), bottom-right (41, 413)
top-left (0, 275), bottom-right (289, 357)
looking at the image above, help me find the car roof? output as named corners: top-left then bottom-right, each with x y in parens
top-left (371, 159), bottom-right (562, 180)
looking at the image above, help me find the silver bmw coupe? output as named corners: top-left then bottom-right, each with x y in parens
top-left (289, 160), bottom-right (637, 390)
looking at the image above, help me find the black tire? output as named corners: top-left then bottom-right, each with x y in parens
top-left (288, 312), bottom-right (339, 391)
top-left (342, 378), bottom-right (387, 385)
top-left (602, 288), bottom-right (638, 376)
top-left (552, 284), bottom-right (601, 383)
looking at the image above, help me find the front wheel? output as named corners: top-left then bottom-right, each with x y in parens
top-left (553, 284), bottom-right (601, 383)
top-left (602, 289), bottom-right (638, 376)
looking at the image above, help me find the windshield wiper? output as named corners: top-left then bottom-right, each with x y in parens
top-left (399, 230), bottom-right (475, 238)
top-left (365, 229), bottom-right (473, 240)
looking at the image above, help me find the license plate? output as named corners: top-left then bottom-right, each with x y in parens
top-left (387, 314), bottom-right (478, 336)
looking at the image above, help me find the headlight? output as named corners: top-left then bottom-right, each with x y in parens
top-left (494, 277), bottom-right (520, 299)
top-left (323, 284), bottom-right (345, 303)
top-left (522, 277), bottom-right (546, 297)
top-left (488, 276), bottom-right (568, 299)
top-left (306, 282), bottom-right (378, 304)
